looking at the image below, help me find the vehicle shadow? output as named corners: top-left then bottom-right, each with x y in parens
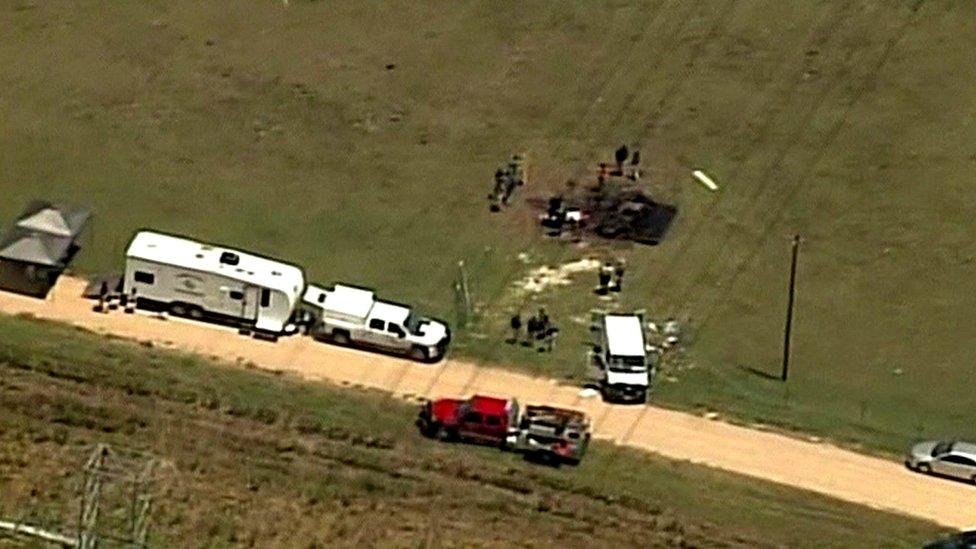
top-left (522, 452), bottom-right (563, 468)
top-left (311, 334), bottom-right (447, 364)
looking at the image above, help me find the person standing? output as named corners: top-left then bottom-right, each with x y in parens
top-left (612, 258), bottom-right (626, 292)
top-left (95, 280), bottom-right (109, 313)
top-left (509, 313), bottom-right (522, 344)
top-left (536, 307), bottom-right (550, 351)
top-left (614, 145), bottom-right (629, 174)
top-left (627, 150), bottom-right (642, 181)
top-left (524, 314), bottom-right (539, 346)
top-left (597, 261), bottom-right (613, 294)
top-left (544, 323), bottom-right (558, 352)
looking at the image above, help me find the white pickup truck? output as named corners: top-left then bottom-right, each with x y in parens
top-left (302, 284), bottom-right (450, 362)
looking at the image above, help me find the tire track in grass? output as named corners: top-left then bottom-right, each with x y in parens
top-left (463, 0), bottom-right (700, 369)
top-left (460, 0), bottom-right (672, 338)
top-left (687, 0), bottom-right (928, 334)
top-left (518, 0), bottom-right (741, 414)
top-left (561, 0), bottom-right (747, 488)
top-left (580, 1), bottom-right (879, 496)
top-left (632, 0), bottom-right (858, 311)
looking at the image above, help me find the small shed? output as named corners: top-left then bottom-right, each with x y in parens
top-left (0, 201), bottom-right (91, 297)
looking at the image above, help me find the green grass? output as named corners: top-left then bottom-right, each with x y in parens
top-left (0, 314), bottom-right (946, 547)
top-left (1, 1), bottom-right (975, 456)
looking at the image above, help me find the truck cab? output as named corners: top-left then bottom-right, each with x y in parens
top-left (417, 395), bottom-right (519, 446)
top-left (589, 312), bottom-right (652, 403)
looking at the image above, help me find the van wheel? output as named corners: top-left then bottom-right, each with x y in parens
top-left (409, 346), bottom-right (428, 362)
top-left (917, 463), bottom-right (931, 474)
top-left (331, 331), bottom-right (350, 346)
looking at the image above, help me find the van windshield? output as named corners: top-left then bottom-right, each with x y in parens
top-left (608, 355), bottom-right (647, 372)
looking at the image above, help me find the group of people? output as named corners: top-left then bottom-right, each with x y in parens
top-left (508, 307), bottom-right (559, 352)
top-left (488, 154), bottom-right (525, 211)
top-left (540, 195), bottom-right (586, 240)
top-left (597, 144), bottom-right (642, 187)
top-left (597, 258), bottom-right (626, 294)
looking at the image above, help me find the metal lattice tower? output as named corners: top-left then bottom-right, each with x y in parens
top-left (0, 443), bottom-right (160, 548)
top-left (77, 444), bottom-right (159, 548)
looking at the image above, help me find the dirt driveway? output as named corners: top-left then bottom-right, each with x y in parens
top-left (1, 277), bottom-right (974, 529)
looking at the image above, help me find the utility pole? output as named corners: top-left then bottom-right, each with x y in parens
top-left (455, 260), bottom-right (472, 329)
top-left (781, 234), bottom-right (801, 382)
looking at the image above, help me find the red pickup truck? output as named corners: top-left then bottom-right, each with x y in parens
top-left (416, 394), bottom-right (591, 465)
top-left (416, 395), bottom-right (517, 446)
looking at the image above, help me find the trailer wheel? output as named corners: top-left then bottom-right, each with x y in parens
top-left (169, 303), bottom-right (188, 317)
top-left (188, 306), bottom-right (204, 320)
top-left (409, 346), bottom-right (428, 362)
top-left (331, 331), bottom-right (350, 346)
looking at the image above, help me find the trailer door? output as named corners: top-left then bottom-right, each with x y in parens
top-left (243, 286), bottom-right (260, 321)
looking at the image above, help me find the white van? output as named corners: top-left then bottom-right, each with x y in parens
top-left (589, 312), bottom-right (652, 403)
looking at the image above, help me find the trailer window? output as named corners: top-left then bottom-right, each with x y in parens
top-left (219, 252), bottom-right (240, 266)
top-left (485, 415), bottom-right (501, 427)
top-left (369, 319), bottom-right (385, 330)
top-left (134, 271), bottom-right (155, 285)
top-left (229, 290), bottom-right (244, 301)
top-left (260, 288), bottom-right (271, 307)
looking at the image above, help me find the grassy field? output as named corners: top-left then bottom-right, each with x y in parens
top-left (0, 314), bottom-right (946, 547)
top-left (2, 1), bottom-right (975, 456)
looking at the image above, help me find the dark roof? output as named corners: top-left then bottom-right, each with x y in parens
top-left (0, 226), bottom-right (73, 266)
top-left (15, 200), bottom-right (90, 239)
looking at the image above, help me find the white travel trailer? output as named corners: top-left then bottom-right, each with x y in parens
top-left (122, 231), bottom-right (306, 335)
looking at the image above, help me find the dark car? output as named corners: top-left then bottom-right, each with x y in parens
top-left (923, 530), bottom-right (976, 549)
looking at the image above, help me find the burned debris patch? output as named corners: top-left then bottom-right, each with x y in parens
top-left (535, 184), bottom-right (677, 246)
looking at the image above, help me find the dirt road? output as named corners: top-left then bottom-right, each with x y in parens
top-left (2, 277), bottom-right (974, 529)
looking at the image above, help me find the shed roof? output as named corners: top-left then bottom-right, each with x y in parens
top-left (16, 201), bottom-right (90, 238)
top-left (0, 227), bottom-right (72, 266)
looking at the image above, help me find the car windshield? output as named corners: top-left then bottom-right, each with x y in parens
top-left (608, 355), bottom-right (646, 373)
top-left (405, 313), bottom-right (423, 335)
top-left (932, 441), bottom-right (954, 456)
